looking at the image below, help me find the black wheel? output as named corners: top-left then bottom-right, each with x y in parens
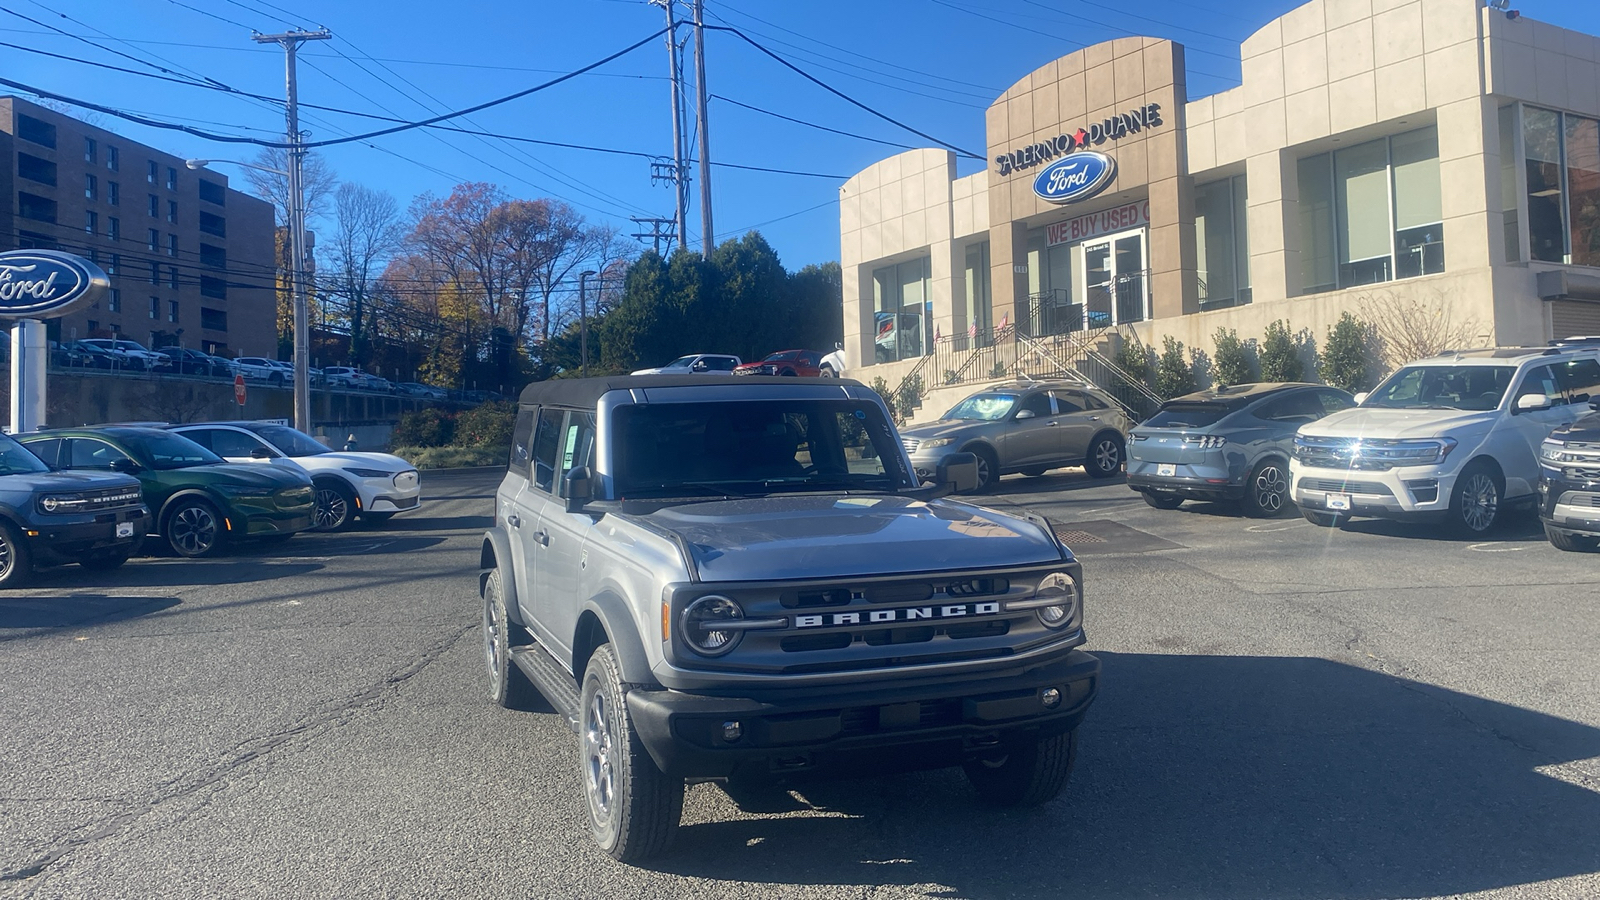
top-left (164, 498), bottom-right (225, 558)
top-left (1544, 524), bottom-right (1596, 552)
top-left (580, 643), bottom-right (684, 861)
top-left (482, 568), bottom-right (540, 710)
top-left (0, 522), bottom-right (35, 588)
top-left (270, 372), bottom-right (285, 386)
top-left (963, 730), bottom-right (1078, 807)
top-left (1241, 458), bottom-right (1290, 518)
top-left (1143, 491), bottom-right (1185, 510)
top-left (969, 446), bottom-right (999, 493)
top-left (360, 511), bottom-right (396, 526)
top-left (1020, 467), bottom-right (1049, 478)
top-left (1448, 463), bottom-right (1502, 537)
top-left (1085, 433), bottom-right (1124, 479)
top-left (311, 479), bottom-right (357, 532)
top-left (79, 546), bottom-right (136, 571)
top-left (1301, 509), bottom-right (1342, 527)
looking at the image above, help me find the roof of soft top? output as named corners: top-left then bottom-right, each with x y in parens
top-left (1166, 382), bottom-right (1324, 404)
top-left (517, 374), bottom-right (863, 408)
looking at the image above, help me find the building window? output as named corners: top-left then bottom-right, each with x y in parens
top-left (963, 241), bottom-right (992, 340)
top-left (17, 192), bottom-right (57, 223)
top-left (200, 276), bottom-right (228, 299)
top-left (167, 200), bottom-right (177, 223)
top-left (108, 254), bottom-right (120, 275)
top-left (150, 261), bottom-right (160, 285)
top-left (1499, 105), bottom-right (1521, 263)
top-left (148, 194), bottom-right (159, 218)
top-left (108, 181), bottom-right (120, 206)
top-left (166, 166), bottom-right (178, 191)
top-left (109, 323), bottom-right (120, 334)
top-left (85, 210), bottom-right (98, 234)
top-left (1194, 174), bottom-right (1252, 309)
top-left (1523, 105), bottom-right (1600, 267)
top-left (168, 266), bottom-right (179, 290)
top-left (168, 234), bottom-right (178, 257)
top-left (87, 320), bottom-right (98, 334)
top-left (107, 146), bottom-right (119, 171)
top-left (168, 300), bottom-right (179, 323)
top-left (17, 230), bottom-right (57, 250)
top-left (199, 179), bottom-right (226, 206)
top-left (107, 217), bottom-right (120, 240)
top-left (870, 258), bottom-right (929, 364)
top-left (85, 174), bottom-right (97, 200)
top-left (201, 307), bottom-right (228, 331)
top-left (16, 114), bottom-right (55, 148)
top-left (148, 228), bottom-right (160, 252)
top-left (149, 296), bottom-right (160, 319)
top-left (147, 160), bottom-right (158, 184)
top-left (1297, 125), bottom-right (1444, 295)
top-left (17, 153), bottom-right (57, 187)
top-left (108, 288), bottom-right (121, 312)
top-left (200, 243), bottom-right (226, 269)
top-left (199, 211), bottom-right (226, 237)
top-left (84, 137), bottom-right (97, 164)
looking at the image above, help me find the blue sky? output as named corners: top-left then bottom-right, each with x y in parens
top-left (8, 0), bottom-right (1599, 270)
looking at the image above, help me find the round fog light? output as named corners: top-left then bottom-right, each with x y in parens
top-left (1041, 688), bottom-right (1061, 708)
top-left (722, 720), bottom-right (743, 742)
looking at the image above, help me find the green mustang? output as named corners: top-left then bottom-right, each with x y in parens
top-left (18, 426), bottom-right (315, 558)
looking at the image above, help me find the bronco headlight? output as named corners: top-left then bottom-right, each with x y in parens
top-left (919, 438), bottom-right (954, 449)
top-left (1005, 572), bottom-right (1079, 629)
top-left (681, 595), bottom-right (745, 656)
top-left (37, 494), bottom-right (89, 513)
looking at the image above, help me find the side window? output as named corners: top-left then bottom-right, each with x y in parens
top-left (1515, 364), bottom-right (1565, 406)
top-left (1257, 393), bottom-right (1320, 422)
top-left (181, 429), bottom-right (216, 451)
top-left (707, 357), bottom-right (736, 371)
top-left (1079, 392), bottom-right (1109, 411)
top-left (1051, 391), bottom-right (1086, 414)
top-left (1557, 357), bottom-right (1600, 405)
top-left (1316, 391), bottom-right (1356, 416)
top-left (1017, 392), bottom-right (1053, 417)
top-left (24, 438), bottom-right (61, 466)
top-left (68, 438), bottom-right (130, 470)
top-left (557, 411), bottom-right (597, 482)
top-left (509, 409), bottom-right (536, 475)
top-left (211, 429), bottom-right (266, 458)
top-left (530, 408), bottom-right (563, 493)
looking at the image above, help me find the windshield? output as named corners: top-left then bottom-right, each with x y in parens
top-left (1364, 365), bottom-right (1515, 411)
top-left (117, 431), bottom-right (223, 469)
top-left (944, 394), bottom-right (1017, 421)
top-left (662, 356), bottom-right (696, 369)
top-left (0, 433), bottom-right (50, 476)
top-left (613, 399), bottom-right (908, 497)
top-left (255, 425), bottom-right (333, 457)
top-left (1144, 402), bottom-right (1233, 429)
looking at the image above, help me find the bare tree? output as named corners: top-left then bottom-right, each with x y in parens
top-left (245, 147), bottom-right (339, 226)
top-left (1358, 289), bottom-right (1485, 372)
top-left (323, 183), bottom-right (403, 365)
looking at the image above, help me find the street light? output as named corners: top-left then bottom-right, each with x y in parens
top-left (188, 158), bottom-right (311, 434)
top-left (578, 270), bottom-right (597, 379)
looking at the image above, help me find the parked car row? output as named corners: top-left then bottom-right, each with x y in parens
top-left (629, 349), bottom-right (848, 379)
top-left (0, 421), bottom-right (422, 587)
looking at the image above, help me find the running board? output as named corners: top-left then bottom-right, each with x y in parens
top-left (509, 643), bottom-right (582, 733)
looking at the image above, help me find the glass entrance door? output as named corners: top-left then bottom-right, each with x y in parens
top-left (1078, 229), bottom-right (1148, 328)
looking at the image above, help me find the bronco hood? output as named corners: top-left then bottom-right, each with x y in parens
top-left (640, 494), bottom-right (1064, 582)
top-left (1299, 407), bottom-right (1497, 441)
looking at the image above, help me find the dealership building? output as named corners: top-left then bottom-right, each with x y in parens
top-left (839, 0), bottom-right (1600, 385)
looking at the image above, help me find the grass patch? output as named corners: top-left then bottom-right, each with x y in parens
top-left (392, 445), bottom-right (509, 470)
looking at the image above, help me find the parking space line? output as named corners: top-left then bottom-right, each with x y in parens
top-left (1246, 521), bottom-right (1313, 533)
top-left (1466, 542), bottom-right (1535, 552)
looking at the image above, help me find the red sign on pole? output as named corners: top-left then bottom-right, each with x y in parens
top-left (233, 374), bottom-right (247, 406)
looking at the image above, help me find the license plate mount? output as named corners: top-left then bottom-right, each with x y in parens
top-left (116, 522), bottom-right (135, 538)
top-left (1326, 492), bottom-right (1352, 511)
top-left (1157, 463), bottom-right (1176, 477)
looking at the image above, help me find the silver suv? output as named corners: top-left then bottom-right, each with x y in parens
top-left (479, 375), bottom-right (1100, 861)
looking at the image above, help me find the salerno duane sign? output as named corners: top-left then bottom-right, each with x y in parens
top-left (0, 250), bottom-right (110, 319)
top-left (993, 103), bottom-right (1164, 177)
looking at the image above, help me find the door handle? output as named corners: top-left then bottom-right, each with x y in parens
top-left (506, 513), bottom-right (521, 528)
top-left (1047, 421), bottom-right (1058, 427)
top-left (534, 530), bottom-right (550, 547)
top-left (1090, 416), bottom-right (1100, 421)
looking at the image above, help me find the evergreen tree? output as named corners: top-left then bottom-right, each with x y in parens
top-left (1320, 312), bottom-right (1377, 392)
top-left (1212, 327), bottom-right (1253, 387)
top-left (1259, 319), bottom-right (1305, 382)
top-left (1154, 335), bottom-right (1197, 399)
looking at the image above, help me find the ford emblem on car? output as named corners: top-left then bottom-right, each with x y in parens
top-left (0, 250), bottom-right (110, 319)
top-left (1033, 151), bottom-right (1117, 205)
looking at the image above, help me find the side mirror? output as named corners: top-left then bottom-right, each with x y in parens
top-left (1516, 393), bottom-right (1552, 412)
top-left (834, 341), bottom-right (844, 351)
top-left (109, 458), bottom-right (142, 475)
top-left (937, 452), bottom-right (980, 494)
top-left (1353, 392), bottom-right (1369, 405)
top-left (560, 465), bottom-right (593, 512)
top-left (690, 361), bottom-right (708, 371)
top-left (250, 446), bottom-right (277, 460)
top-left (1015, 409), bottom-right (1037, 420)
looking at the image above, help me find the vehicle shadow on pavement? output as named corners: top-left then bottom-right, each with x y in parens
top-left (375, 515), bottom-right (494, 532)
top-left (16, 560), bottom-right (325, 588)
top-left (650, 652), bottom-right (1600, 899)
top-left (0, 593), bottom-right (180, 630)
top-left (984, 469), bottom-right (1125, 499)
top-left (1327, 508), bottom-right (1547, 542)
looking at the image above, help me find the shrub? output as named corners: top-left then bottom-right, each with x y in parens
top-left (1259, 319), bottom-right (1305, 383)
top-left (1113, 335), bottom-right (1152, 386)
top-left (1153, 336), bottom-right (1197, 399)
top-left (453, 399), bottom-right (516, 450)
top-left (1321, 312), bottom-right (1379, 393)
top-left (391, 445), bottom-right (507, 470)
top-left (392, 407), bottom-right (454, 448)
top-left (1212, 328), bottom-right (1253, 387)
top-left (895, 373), bottom-right (924, 423)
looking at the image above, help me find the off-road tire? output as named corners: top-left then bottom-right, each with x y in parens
top-left (818, 365), bottom-right (836, 378)
top-left (580, 644), bottom-right (684, 861)
top-left (0, 522), bottom-right (35, 588)
top-left (1143, 491), bottom-right (1185, 510)
top-left (164, 498), bottom-right (225, 558)
top-left (963, 730), bottom-right (1078, 807)
top-left (312, 479), bottom-right (357, 532)
top-left (1241, 458), bottom-right (1291, 518)
top-left (481, 567), bottom-right (540, 710)
top-left (1545, 523), bottom-right (1596, 552)
top-left (1448, 462), bottom-right (1502, 537)
top-left (1085, 433), bottom-right (1124, 479)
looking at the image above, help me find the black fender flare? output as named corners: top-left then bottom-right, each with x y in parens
top-left (478, 527), bottom-right (524, 627)
top-left (575, 590), bottom-right (655, 686)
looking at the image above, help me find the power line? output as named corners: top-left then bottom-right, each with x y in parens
top-left (712, 94), bottom-right (921, 153)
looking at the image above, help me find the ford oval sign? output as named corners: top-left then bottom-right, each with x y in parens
top-left (0, 250), bottom-right (109, 319)
top-left (1033, 151), bottom-right (1117, 205)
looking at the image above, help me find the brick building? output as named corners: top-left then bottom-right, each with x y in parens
top-left (1, 96), bottom-right (277, 357)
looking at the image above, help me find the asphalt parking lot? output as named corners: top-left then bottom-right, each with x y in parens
top-left (2, 466), bottom-right (1598, 899)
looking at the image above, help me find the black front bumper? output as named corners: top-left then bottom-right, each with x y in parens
top-left (627, 649), bottom-right (1100, 780)
top-left (1127, 473), bottom-right (1244, 500)
top-left (28, 507), bottom-right (152, 562)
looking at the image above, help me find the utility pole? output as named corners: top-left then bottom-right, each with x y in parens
top-left (692, 0), bottom-right (713, 255)
top-left (630, 216), bottom-right (677, 256)
top-left (649, 0), bottom-right (688, 251)
top-left (254, 28), bottom-right (331, 435)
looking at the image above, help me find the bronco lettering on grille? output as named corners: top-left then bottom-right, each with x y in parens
top-left (794, 601), bottom-right (1002, 629)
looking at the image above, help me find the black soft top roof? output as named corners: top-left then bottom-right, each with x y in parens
top-left (517, 374), bottom-right (864, 409)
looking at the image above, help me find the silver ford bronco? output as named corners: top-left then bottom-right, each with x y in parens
top-left (479, 375), bottom-right (1100, 861)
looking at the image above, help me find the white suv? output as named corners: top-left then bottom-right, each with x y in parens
top-left (1290, 344), bottom-right (1599, 535)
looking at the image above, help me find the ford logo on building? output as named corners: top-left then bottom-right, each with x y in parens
top-left (0, 250), bottom-right (109, 319)
top-left (1033, 151), bottom-right (1117, 205)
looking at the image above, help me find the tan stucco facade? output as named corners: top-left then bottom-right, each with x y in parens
top-left (839, 0), bottom-right (1600, 382)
